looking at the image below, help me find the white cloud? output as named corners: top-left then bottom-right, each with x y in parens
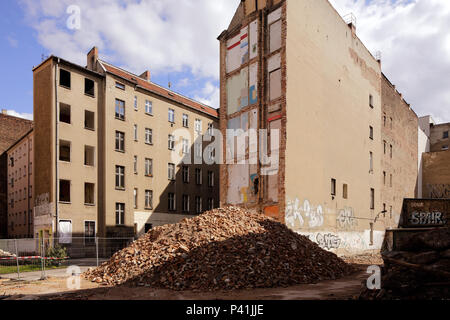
top-left (329, 0), bottom-right (450, 122)
top-left (19, 0), bottom-right (239, 80)
top-left (5, 110), bottom-right (33, 121)
top-left (195, 82), bottom-right (220, 109)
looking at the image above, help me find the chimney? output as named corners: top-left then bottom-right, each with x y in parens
top-left (87, 47), bottom-right (99, 71)
top-left (139, 70), bottom-right (151, 82)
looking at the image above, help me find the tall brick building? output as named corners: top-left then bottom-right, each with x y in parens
top-left (218, 0), bottom-right (419, 254)
top-left (0, 112), bottom-right (33, 239)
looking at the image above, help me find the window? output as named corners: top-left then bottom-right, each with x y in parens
top-left (269, 19), bottom-right (282, 53)
top-left (343, 184), bottom-right (348, 199)
top-left (115, 99), bottom-right (125, 120)
top-left (182, 139), bottom-right (189, 154)
top-left (85, 111), bottom-right (95, 130)
top-left (444, 131), bottom-right (449, 139)
top-left (390, 117), bottom-right (393, 130)
top-left (207, 123), bottom-right (214, 136)
top-left (9, 157), bottom-right (14, 167)
top-left (134, 156), bottom-right (138, 174)
top-left (168, 163), bottom-right (175, 180)
top-left (145, 158), bottom-right (153, 177)
top-left (182, 166), bottom-right (189, 183)
top-left (134, 125), bottom-right (138, 141)
top-left (196, 168), bottom-right (202, 185)
top-left (168, 108), bottom-right (175, 123)
top-left (369, 126), bottom-right (373, 140)
top-left (145, 190), bottom-right (153, 209)
top-left (168, 193), bottom-right (176, 211)
top-left (59, 180), bottom-right (71, 203)
top-left (84, 221), bottom-right (95, 245)
top-left (269, 68), bottom-right (282, 101)
top-left (208, 171), bottom-right (215, 187)
top-left (24, 188), bottom-right (26, 200)
top-left (115, 203), bottom-right (125, 225)
top-left (29, 186), bottom-right (32, 198)
top-left (84, 183), bottom-right (95, 205)
top-left (183, 114), bottom-right (189, 128)
top-left (168, 135), bottom-right (175, 150)
top-left (182, 195), bottom-right (190, 213)
top-left (331, 178), bottom-right (336, 196)
top-left (370, 188), bottom-right (375, 210)
top-left (390, 174), bottom-right (393, 187)
top-left (115, 166), bottom-right (125, 189)
top-left (59, 140), bottom-right (71, 162)
top-left (145, 128), bottom-right (153, 145)
top-left (383, 171), bottom-right (386, 185)
top-left (195, 119), bottom-right (202, 133)
top-left (85, 78), bottom-right (95, 96)
top-left (134, 189), bottom-right (138, 209)
top-left (145, 100), bottom-right (153, 115)
top-left (390, 144), bottom-right (393, 158)
top-left (60, 69), bottom-right (71, 88)
top-left (134, 96), bottom-right (138, 110)
top-left (369, 94), bottom-right (374, 108)
top-left (84, 146), bottom-right (95, 166)
top-left (195, 142), bottom-right (202, 158)
top-left (115, 82), bottom-right (125, 90)
top-left (207, 146), bottom-right (215, 162)
top-left (115, 131), bottom-right (125, 152)
top-left (195, 196), bottom-right (202, 214)
top-left (443, 145), bottom-right (449, 151)
top-left (383, 141), bottom-right (387, 154)
top-left (29, 163), bottom-right (32, 175)
top-left (60, 103), bottom-right (71, 124)
top-left (208, 198), bottom-right (214, 211)
top-left (383, 114), bottom-right (386, 127)
top-left (369, 152), bottom-right (373, 173)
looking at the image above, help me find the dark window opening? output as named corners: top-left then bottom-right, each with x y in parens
top-left (85, 78), bottom-right (95, 96)
top-left (60, 103), bottom-right (71, 124)
top-left (85, 146), bottom-right (95, 166)
top-left (331, 179), bottom-right (336, 196)
top-left (444, 131), bottom-right (449, 139)
top-left (85, 183), bottom-right (95, 205)
top-left (60, 69), bottom-right (71, 88)
top-left (84, 221), bottom-right (95, 245)
top-left (145, 224), bottom-right (153, 233)
top-left (85, 110), bottom-right (95, 130)
top-left (59, 180), bottom-right (71, 203)
top-left (59, 140), bottom-right (71, 162)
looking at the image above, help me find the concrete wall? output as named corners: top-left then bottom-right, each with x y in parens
top-left (422, 150), bottom-right (450, 199)
top-left (284, 0), bottom-right (383, 254)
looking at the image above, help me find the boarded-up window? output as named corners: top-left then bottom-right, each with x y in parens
top-left (269, 69), bottom-right (282, 101)
top-left (269, 20), bottom-right (282, 53)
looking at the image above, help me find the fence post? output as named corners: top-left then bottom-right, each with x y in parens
top-left (96, 237), bottom-right (99, 267)
top-left (14, 239), bottom-right (20, 280)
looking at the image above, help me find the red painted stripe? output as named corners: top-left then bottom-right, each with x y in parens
top-left (227, 34), bottom-right (248, 51)
top-left (268, 115), bottom-right (282, 122)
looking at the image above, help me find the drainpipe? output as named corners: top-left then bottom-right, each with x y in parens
top-left (55, 58), bottom-right (60, 242)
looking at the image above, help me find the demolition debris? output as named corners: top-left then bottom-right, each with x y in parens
top-left (84, 207), bottom-right (355, 290)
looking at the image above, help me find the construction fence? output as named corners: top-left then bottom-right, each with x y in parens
top-left (0, 237), bottom-right (135, 280)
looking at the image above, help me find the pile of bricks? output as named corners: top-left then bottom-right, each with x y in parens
top-left (0, 249), bottom-right (15, 257)
top-left (360, 227), bottom-right (450, 299)
top-left (84, 206), bottom-right (354, 291)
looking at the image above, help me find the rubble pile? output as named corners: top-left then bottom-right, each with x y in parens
top-left (360, 227), bottom-right (450, 300)
top-left (0, 249), bottom-right (16, 258)
top-left (85, 207), bottom-right (354, 291)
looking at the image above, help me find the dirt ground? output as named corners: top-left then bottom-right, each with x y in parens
top-left (0, 254), bottom-right (381, 301)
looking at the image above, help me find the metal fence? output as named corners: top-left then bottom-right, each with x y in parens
top-left (0, 237), bottom-right (135, 280)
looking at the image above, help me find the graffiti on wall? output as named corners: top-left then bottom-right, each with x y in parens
top-left (336, 208), bottom-right (358, 230)
top-left (285, 199), bottom-right (324, 229)
top-left (315, 233), bottom-right (341, 250)
top-left (409, 211), bottom-right (447, 226)
top-left (427, 184), bottom-right (450, 199)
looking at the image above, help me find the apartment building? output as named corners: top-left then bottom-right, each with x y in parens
top-left (32, 48), bottom-right (219, 243)
top-left (419, 116), bottom-right (450, 199)
top-left (0, 112), bottom-right (33, 239)
top-left (6, 129), bottom-right (34, 238)
top-left (218, 0), bottom-right (411, 254)
top-left (380, 75), bottom-right (418, 230)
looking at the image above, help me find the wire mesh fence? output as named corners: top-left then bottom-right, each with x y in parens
top-left (0, 237), bottom-right (135, 280)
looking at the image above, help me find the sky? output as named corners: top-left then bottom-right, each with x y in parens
top-left (0, 0), bottom-right (449, 123)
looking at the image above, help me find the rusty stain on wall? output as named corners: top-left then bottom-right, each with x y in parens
top-left (349, 48), bottom-right (380, 92)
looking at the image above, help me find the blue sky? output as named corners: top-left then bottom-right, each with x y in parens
top-left (1, 0), bottom-right (449, 123)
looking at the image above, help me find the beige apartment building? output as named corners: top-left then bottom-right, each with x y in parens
top-left (32, 48), bottom-right (219, 243)
top-left (6, 129), bottom-right (34, 239)
top-left (218, 0), bottom-right (418, 254)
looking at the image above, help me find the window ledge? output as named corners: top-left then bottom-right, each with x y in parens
top-left (84, 203), bottom-right (96, 207)
top-left (84, 127), bottom-right (95, 132)
top-left (84, 93), bottom-right (95, 98)
top-left (115, 149), bottom-right (125, 154)
top-left (115, 188), bottom-right (126, 191)
top-left (59, 85), bottom-right (71, 90)
top-left (115, 117), bottom-right (126, 122)
top-left (59, 201), bottom-right (71, 205)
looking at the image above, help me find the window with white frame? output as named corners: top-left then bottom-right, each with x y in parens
top-left (134, 96), bottom-right (138, 110)
top-left (115, 166), bottom-right (125, 189)
top-left (115, 131), bottom-right (125, 152)
top-left (207, 123), bottom-right (214, 136)
top-left (134, 156), bottom-right (138, 174)
top-left (145, 190), bottom-right (153, 209)
top-left (115, 99), bottom-right (125, 120)
top-left (168, 163), bottom-right (175, 180)
top-left (84, 221), bottom-right (95, 245)
top-left (168, 108), bottom-right (175, 123)
top-left (182, 139), bottom-right (190, 154)
top-left (145, 100), bottom-right (153, 115)
top-left (145, 128), bottom-right (153, 145)
top-left (145, 158), bottom-right (153, 176)
top-left (183, 114), bottom-right (189, 127)
top-left (168, 135), bottom-right (175, 150)
top-left (208, 171), bottom-right (214, 187)
top-left (195, 196), bottom-right (202, 214)
top-left (134, 188), bottom-right (138, 209)
top-left (115, 203), bottom-right (125, 225)
top-left (195, 119), bottom-right (202, 133)
top-left (134, 125), bottom-right (138, 141)
top-left (196, 168), bottom-right (202, 185)
top-left (182, 195), bottom-right (190, 213)
top-left (168, 193), bottom-right (176, 211)
top-left (182, 166), bottom-right (189, 183)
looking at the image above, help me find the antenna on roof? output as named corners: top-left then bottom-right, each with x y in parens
top-left (168, 74), bottom-right (172, 89)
